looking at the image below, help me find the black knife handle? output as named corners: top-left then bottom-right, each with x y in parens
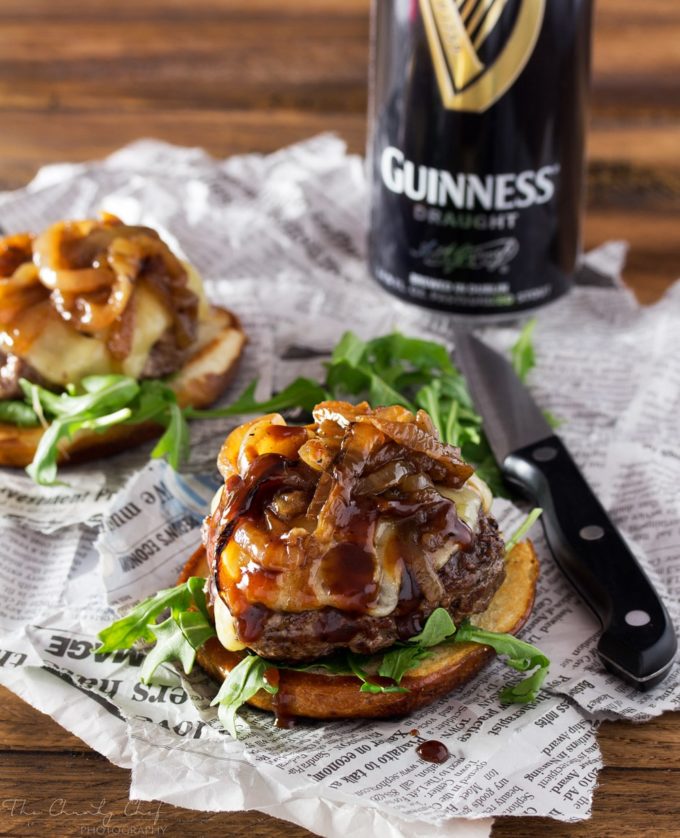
top-left (503, 435), bottom-right (677, 690)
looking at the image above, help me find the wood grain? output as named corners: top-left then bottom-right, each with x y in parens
top-left (0, 0), bottom-right (679, 836)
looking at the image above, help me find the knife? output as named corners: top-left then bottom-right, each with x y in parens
top-left (453, 327), bottom-right (677, 690)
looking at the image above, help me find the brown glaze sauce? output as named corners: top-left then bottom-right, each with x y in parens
top-left (416, 740), bottom-right (449, 764)
top-left (318, 542), bottom-right (379, 611)
top-left (236, 603), bottom-right (270, 644)
top-left (263, 667), bottom-right (280, 689)
top-left (272, 673), bottom-right (297, 729)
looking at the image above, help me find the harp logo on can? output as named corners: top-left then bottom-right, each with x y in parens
top-left (419, 0), bottom-right (546, 112)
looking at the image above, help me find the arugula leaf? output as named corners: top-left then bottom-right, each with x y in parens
top-left (361, 333), bottom-right (455, 380)
top-left (544, 408), bottom-right (562, 430)
top-left (409, 607), bottom-right (456, 647)
top-left (20, 375), bottom-right (140, 419)
top-left (511, 319), bottom-right (537, 382)
top-left (331, 330), bottom-right (366, 367)
top-left (17, 374), bottom-right (194, 485)
top-left (177, 609), bottom-right (217, 651)
top-left (415, 380), bottom-right (445, 439)
top-left (151, 401), bottom-right (190, 470)
top-left (124, 379), bottom-right (176, 425)
top-left (377, 608), bottom-right (456, 683)
top-left (377, 645), bottom-right (430, 684)
top-left (25, 419), bottom-right (70, 485)
top-left (185, 376), bottom-right (330, 421)
top-left (346, 652), bottom-right (407, 694)
top-left (0, 400), bottom-right (40, 427)
top-left (454, 620), bottom-right (550, 703)
top-left (504, 508), bottom-right (543, 554)
top-left (139, 610), bottom-right (215, 683)
top-left (211, 654), bottom-right (278, 737)
top-left (281, 653), bottom-right (353, 677)
top-left (187, 576), bottom-right (211, 621)
top-left (97, 579), bottom-right (202, 651)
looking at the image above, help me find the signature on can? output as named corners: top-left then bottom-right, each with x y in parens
top-left (410, 238), bottom-right (519, 274)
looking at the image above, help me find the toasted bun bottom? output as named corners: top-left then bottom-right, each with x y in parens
top-left (0, 305), bottom-right (246, 468)
top-left (178, 540), bottom-right (539, 719)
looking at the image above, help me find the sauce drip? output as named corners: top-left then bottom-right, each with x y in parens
top-left (272, 673), bottom-right (297, 729)
top-left (236, 603), bottom-right (270, 644)
top-left (263, 667), bottom-right (280, 689)
top-left (416, 740), bottom-right (449, 764)
top-left (318, 542), bottom-right (378, 611)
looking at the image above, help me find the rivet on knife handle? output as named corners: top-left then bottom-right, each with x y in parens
top-left (503, 435), bottom-right (677, 690)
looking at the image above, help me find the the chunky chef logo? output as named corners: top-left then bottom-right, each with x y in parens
top-left (419, 0), bottom-right (545, 112)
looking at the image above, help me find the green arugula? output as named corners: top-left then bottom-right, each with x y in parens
top-left (409, 606), bottom-right (456, 646)
top-left (511, 318), bottom-right (537, 382)
top-left (454, 620), bottom-right (550, 703)
top-left (509, 321), bottom-right (561, 429)
top-left (97, 576), bottom-right (215, 685)
top-left (96, 582), bottom-right (550, 736)
top-left (211, 654), bottom-right (278, 738)
top-left (0, 399), bottom-right (40, 427)
top-left (184, 377), bottom-right (329, 420)
top-left (376, 608), bottom-right (457, 684)
top-left (346, 652), bottom-right (408, 694)
top-left (14, 374), bottom-right (191, 485)
top-left (140, 610), bottom-right (215, 683)
top-left (504, 508), bottom-right (543, 555)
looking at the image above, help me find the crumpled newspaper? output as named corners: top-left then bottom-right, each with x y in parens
top-left (0, 136), bottom-right (678, 838)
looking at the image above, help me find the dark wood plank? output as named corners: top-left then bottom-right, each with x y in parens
top-left (0, 750), bottom-right (315, 837)
top-left (0, 20), bottom-right (369, 113)
top-left (585, 210), bottom-right (680, 304)
top-left (0, 0), bottom-right (678, 115)
top-left (0, 687), bottom-right (89, 753)
top-left (494, 768), bottom-right (680, 837)
top-left (599, 714), bottom-right (680, 770)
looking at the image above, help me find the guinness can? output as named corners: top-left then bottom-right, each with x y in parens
top-left (368, 0), bottom-right (593, 316)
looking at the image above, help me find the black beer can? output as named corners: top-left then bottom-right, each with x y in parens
top-left (367, 0), bottom-right (593, 316)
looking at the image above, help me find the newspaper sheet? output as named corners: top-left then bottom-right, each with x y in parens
top-left (0, 137), bottom-right (679, 838)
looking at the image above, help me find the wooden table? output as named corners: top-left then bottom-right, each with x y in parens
top-left (1, 1), bottom-right (679, 836)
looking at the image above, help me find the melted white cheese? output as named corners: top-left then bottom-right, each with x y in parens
top-left (365, 474), bottom-right (493, 618)
top-left (214, 594), bottom-right (246, 652)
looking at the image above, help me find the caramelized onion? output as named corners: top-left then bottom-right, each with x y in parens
top-left (298, 437), bottom-right (336, 472)
top-left (312, 400), bottom-right (372, 428)
top-left (0, 237), bottom-right (48, 325)
top-left (0, 235), bottom-right (34, 278)
top-left (30, 215), bottom-right (198, 346)
top-left (354, 459), bottom-right (413, 496)
top-left (356, 414), bottom-right (473, 488)
top-left (106, 289), bottom-right (137, 359)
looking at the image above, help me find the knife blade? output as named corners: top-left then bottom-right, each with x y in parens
top-left (453, 326), bottom-right (677, 690)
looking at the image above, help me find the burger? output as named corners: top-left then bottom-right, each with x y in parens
top-left (0, 213), bottom-right (245, 469)
top-left (171, 399), bottom-right (541, 729)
